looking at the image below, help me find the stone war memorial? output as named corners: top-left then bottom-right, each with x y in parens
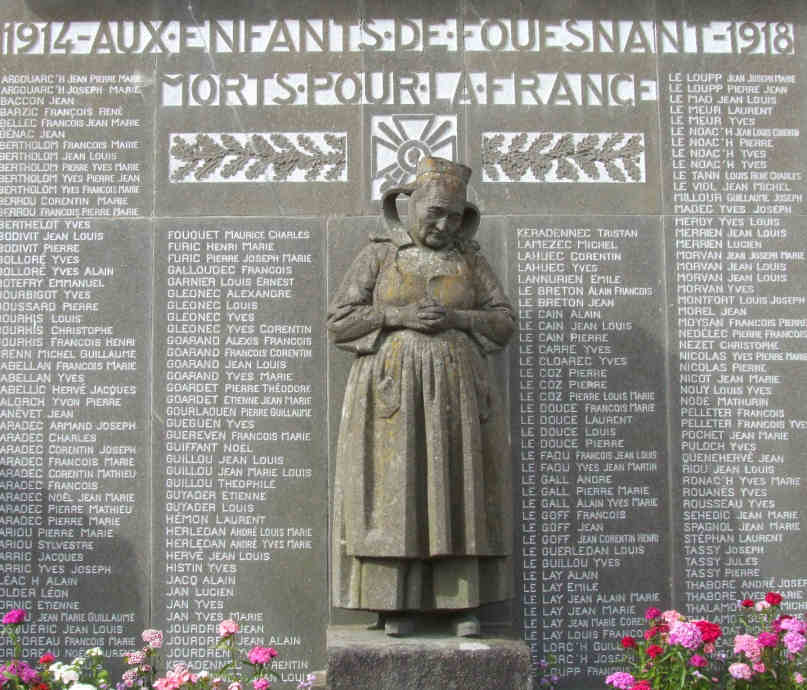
top-left (0, 0), bottom-right (806, 687)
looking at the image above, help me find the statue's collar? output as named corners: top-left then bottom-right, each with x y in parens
top-left (370, 224), bottom-right (413, 248)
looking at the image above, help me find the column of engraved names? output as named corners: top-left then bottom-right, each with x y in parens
top-left (666, 53), bottom-right (806, 621)
top-left (162, 224), bottom-right (318, 684)
top-left (668, 69), bottom-right (801, 218)
top-left (674, 223), bottom-right (807, 623)
top-left (0, 71), bottom-right (146, 218)
top-left (0, 220), bottom-right (144, 660)
top-left (515, 224), bottom-right (665, 681)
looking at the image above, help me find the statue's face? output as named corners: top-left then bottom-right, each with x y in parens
top-left (408, 181), bottom-right (465, 250)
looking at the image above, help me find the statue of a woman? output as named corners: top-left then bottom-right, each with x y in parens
top-left (328, 157), bottom-right (515, 636)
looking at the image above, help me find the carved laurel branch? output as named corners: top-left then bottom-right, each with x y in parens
top-left (482, 132), bottom-right (644, 183)
top-left (170, 133), bottom-right (347, 182)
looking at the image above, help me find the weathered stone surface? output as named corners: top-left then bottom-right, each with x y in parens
top-left (1, 1), bottom-right (807, 688)
top-left (327, 625), bottom-right (532, 690)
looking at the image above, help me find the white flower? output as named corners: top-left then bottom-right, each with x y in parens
top-left (72, 657), bottom-right (86, 666)
top-left (70, 683), bottom-right (97, 690)
top-left (86, 648), bottom-right (103, 657)
top-left (198, 671), bottom-right (210, 680)
top-left (53, 666), bottom-right (80, 684)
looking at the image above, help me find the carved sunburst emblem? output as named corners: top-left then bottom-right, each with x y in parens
top-left (370, 115), bottom-right (458, 199)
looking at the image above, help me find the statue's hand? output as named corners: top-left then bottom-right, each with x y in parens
top-left (385, 301), bottom-right (450, 333)
top-left (386, 300), bottom-right (471, 333)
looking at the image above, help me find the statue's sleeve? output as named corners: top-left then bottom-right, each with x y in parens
top-left (467, 253), bottom-right (516, 353)
top-left (327, 243), bottom-right (387, 354)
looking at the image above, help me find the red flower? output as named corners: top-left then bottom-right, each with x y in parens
top-left (694, 620), bottom-right (722, 643)
top-left (646, 645), bottom-right (664, 658)
top-left (765, 592), bottom-right (783, 606)
top-left (622, 636), bottom-right (637, 649)
top-left (741, 599), bottom-right (755, 608)
top-left (644, 623), bottom-right (670, 640)
top-left (632, 682), bottom-right (652, 690)
top-left (37, 655), bottom-right (55, 666)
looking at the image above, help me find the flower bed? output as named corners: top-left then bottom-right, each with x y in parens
top-left (0, 610), bottom-right (315, 690)
top-left (606, 593), bottom-right (807, 689)
top-left (4, 594), bottom-right (805, 689)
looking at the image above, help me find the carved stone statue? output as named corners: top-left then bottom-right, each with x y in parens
top-left (328, 157), bottom-right (515, 636)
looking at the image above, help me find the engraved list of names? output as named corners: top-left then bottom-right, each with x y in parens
top-left (0, 220), bottom-right (150, 661)
top-left (662, 44), bottom-right (807, 627)
top-left (153, 219), bottom-right (325, 687)
top-left (511, 218), bottom-right (668, 682)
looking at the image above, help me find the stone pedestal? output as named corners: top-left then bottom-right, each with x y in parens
top-left (326, 626), bottom-right (533, 690)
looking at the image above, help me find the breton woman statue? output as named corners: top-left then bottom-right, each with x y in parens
top-left (327, 157), bottom-right (515, 636)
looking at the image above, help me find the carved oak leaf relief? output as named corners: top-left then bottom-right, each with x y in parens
top-left (482, 132), bottom-right (645, 183)
top-left (169, 132), bottom-right (347, 183)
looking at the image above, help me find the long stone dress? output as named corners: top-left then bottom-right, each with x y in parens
top-left (328, 225), bottom-right (515, 611)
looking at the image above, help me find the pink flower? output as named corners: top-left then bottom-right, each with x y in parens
top-left (781, 618), bottom-right (807, 635)
top-left (228, 683), bottom-right (242, 690)
top-left (154, 676), bottom-right (182, 690)
top-left (755, 601), bottom-right (771, 612)
top-left (173, 664), bottom-right (193, 684)
top-left (729, 663), bottom-right (752, 680)
top-left (252, 679), bottom-right (270, 690)
top-left (644, 607), bottom-right (661, 621)
top-left (10, 662), bottom-right (39, 685)
top-left (142, 629), bottom-right (164, 648)
top-left (784, 631), bottom-right (806, 655)
top-left (248, 647), bottom-right (278, 665)
top-left (122, 670), bottom-right (139, 688)
top-left (703, 643), bottom-right (715, 654)
top-left (795, 672), bottom-right (805, 685)
top-left (126, 651), bottom-right (146, 665)
top-left (218, 619), bottom-right (239, 638)
top-left (1, 609), bottom-right (25, 625)
top-left (689, 655), bottom-right (707, 668)
top-left (752, 663), bottom-right (766, 673)
top-left (773, 615), bottom-right (792, 633)
top-left (757, 631), bottom-right (778, 647)
top-left (661, 610), bottom-right (683, 625)
top-left (734, 634), bottom-right (762, 662)
top-left (668, 621), bottom-right (703, 650)
top-left (605, 672), bottom-right (635, 689)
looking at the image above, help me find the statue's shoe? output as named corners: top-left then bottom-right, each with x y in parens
top-left (453, 614), bottom-right (481, 637)
top-left (384, 616), bottom-right (416, 637)
top-left (366, 613), bottom-right (385, 630)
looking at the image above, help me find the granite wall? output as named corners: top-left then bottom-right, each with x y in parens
top-left (0, 0), bottom-right (806, 687)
